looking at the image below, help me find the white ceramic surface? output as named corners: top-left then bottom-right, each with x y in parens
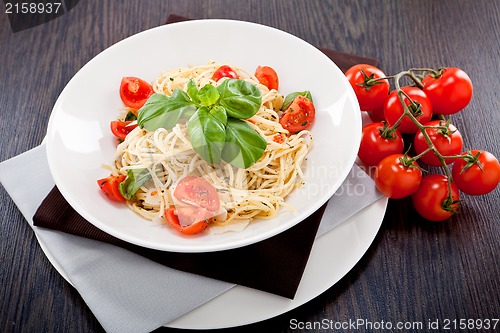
top-left (45, 19), bottom-right (362, 252)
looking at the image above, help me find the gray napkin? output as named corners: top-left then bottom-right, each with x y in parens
top-left (0, 144), bottom-right (382, 333)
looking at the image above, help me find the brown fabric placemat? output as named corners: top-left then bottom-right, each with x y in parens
top-left (33, 15), bottom-right (378, 299)
top-left (34, 187), bottom-right (326, 298)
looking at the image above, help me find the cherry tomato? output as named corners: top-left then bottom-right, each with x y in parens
top-left (422, 67), bottom-right (473, 115)
top-left (173, 176), bottom-right (220, 212)
top-left (255, 66), bottom-right (279, 90)
top-left (383, 86), bottom-right (433, 134)
top-left (279, 95), bottom-right (315, 133)
top-left (345, 64), bottom-right (390, 113)
top-left (110, 121), bottom-right (138, 141)
top-left (358, 122), bottom-right (404, 166)
top-left (119, 77), bottom-right (154, 109)
top-left (412, 174), bottom-right (459, 221)
top-left (374, 154), bottom-right (423, 199)
top-left (164, 207), bottom-right (209, 235)
top-left (212, 65), bottom-right (239, 81)
top-left (97, 174), bottom-right (127, 202)
top-left (368, 107), bottom-right (386, 123)
top-left (452, 150), bottom-right (500, 195)
top-left (413, 120), bottom-right (463, 166)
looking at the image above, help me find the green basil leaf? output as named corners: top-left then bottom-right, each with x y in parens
top-left (118, 168), bottom-right (152, 200)
top-left (210, 105), bottom-right (228, 125)
top-left (221, 118), bottom-right (267, 168)
top-left (217, 79), bottom-right (262, 119)
top-left (281, 91), bottom-right (313, 111)
top-left (187, 106), bottom-right (227, 164)
top-left (198, 84), bottom-right (220, 106)
top-left (137, 91), bottom-right (197, 131)
top-left (187, 79), bottom-right (200, 104)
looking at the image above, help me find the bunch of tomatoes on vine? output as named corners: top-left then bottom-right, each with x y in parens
top-left (346, 64), bottom-right (500, 221)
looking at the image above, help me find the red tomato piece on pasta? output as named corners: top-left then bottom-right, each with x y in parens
top-left (280, 95), bottom-right (315, 133)
top-left (97, 174), bottom-right (126, 202)
top-left (164, 207), bottom-right (210, 235)
top-left (119, 77), bottom-right (154, 109)
top-left (212, 65), bottom-right (239, 81)
top-left (255, 66), bottom-right (279, 90)
top-left (110, 121), bottom-right (138, 140)
top-left (173, 176), bottom-right (220, 212)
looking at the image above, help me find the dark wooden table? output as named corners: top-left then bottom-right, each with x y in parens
top-left (1, 1), bottom-right (498, 332)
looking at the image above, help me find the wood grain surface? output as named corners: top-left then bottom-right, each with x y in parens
top-left (1, 1), bottom-right (498, 332)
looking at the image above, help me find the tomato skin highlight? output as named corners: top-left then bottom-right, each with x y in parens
top-left (212, 65), bottom-right (239, 81)
top-left (412, 174), bottom-right (459, 221)
top-left (255, 66), bottom-right (279, 90)
top-left (374, 154), bottom-right (423, 199)
top-left (97, 174), bottom-right (127, 202)
top-left (110, 121), bottom-right (138, 140)
top-left (413, 120), bottom-right (463, 166)
top-left (452, 150), bottom-right (500, 195)
top-left (422, 67), bottom-right (473, 115)
top-left (164, 208), bottom-right (209, 235)
top-left (119, 77), bottom-right (154, 109)
top-left (279, 95), bottom-right (315, 133)
top-left (358, 122), bottom-right (404, 166)
top-left (383, 86), bottom-right (433, 134)
top-left (345, 64), bottom-right (390, 113)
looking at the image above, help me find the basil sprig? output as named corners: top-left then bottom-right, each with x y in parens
top-left (187, 105), bottom-right (227, 164)
top-left (136, 79), bottom-right (266, 168)
top-left (119, 169), bottom-right (152, 200)
top-left (137, 90), bottom-right (197, 131)
top-left (217, 79), bottom-right (262, 119)
top-left (222, 118), bottom-right (267, 169)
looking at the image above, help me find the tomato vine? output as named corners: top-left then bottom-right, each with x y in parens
top-left (349, 65), bottom-right (500, 221)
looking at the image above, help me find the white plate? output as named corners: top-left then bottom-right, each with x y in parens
top-left (36, 196), bottom-right (388, 329)
top-left (45, 19), bottom-right (362, 252)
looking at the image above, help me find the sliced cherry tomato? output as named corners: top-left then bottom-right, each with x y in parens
top-left (422, 67), bottom-right (473, 115)
top-left (212, 65), bottom-right (239, 81)
top-left (97, 174), bottom-right (126, 202)
top-left (412, 174), bottom-right (459, 221)
top-left (110, 120), bottom-right (138, 140)
top-left (413, 120), bottom-right (463, 166)
top-left (358, 122), bottom-right (404, 166)
top-left (279, 95), bottom-right (315, 133)
top-left (273, 133), bottom-right (286, 144)
top-left (452, 150), bottom-right (500, 195)
top-left (383, 86), bottom-right (433, 134)
top-left (345, 64), bottom-right (390, 113)
top-left (164, 207), bottom-right (209, 235)
top-left (255, 66), bottom-right (279, 90)
top-left (374, 154), bottom-right (423, 199)
top-left (119, 77), bottom-right (154, 109)
top-left (173, 176), bottom-right (220, 212)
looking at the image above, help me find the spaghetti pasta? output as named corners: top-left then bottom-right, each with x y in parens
top-left (110, 62), bottom-right (313, 232)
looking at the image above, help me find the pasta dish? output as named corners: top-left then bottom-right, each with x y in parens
top-left (98, 62), bottom-right (316, 235)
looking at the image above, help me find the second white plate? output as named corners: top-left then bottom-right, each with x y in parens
top-left (36, 195), bottom-right (387, 329)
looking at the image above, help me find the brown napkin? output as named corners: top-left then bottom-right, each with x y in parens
top-left (33, 15), bottom-right (378, 299)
